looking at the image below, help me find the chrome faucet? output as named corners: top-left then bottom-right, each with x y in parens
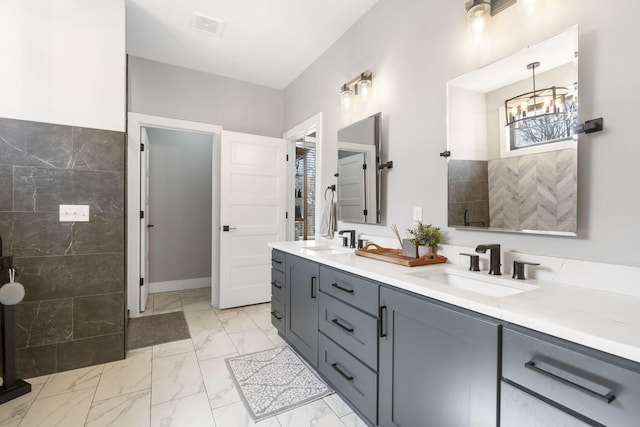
top-left (475, 244), bottom-right (502, 275)
top-left (338, 230), bottom-right (356, 248)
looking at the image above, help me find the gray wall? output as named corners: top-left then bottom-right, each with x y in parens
top-left (0, 117), bottom-right (125, 378)
top-left (146, 128), bottom-right (212, 283)
top-left (128, 56), bottom-right (284, 138)
top-left (283, 0), bottom-right (640, 267)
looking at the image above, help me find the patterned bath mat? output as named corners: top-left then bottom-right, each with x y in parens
top-left (226, 346), bottom-right (333, 421)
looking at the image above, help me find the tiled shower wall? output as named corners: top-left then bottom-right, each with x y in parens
top-left (488, 148), bottom-right (577, 232)
top-left (0, 117), bottom-right (125, 378)
top-left (447, 159), bottom-right (490, 227)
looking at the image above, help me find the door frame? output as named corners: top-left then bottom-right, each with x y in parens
top-left (126, 113), bottom-right (222, 318)
top-left (282, 112), bottom-right (323, 241)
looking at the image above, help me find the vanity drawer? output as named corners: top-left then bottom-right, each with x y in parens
top-left (271, 268), bottom-right (285, 301)
top-left (500, 381), bottom-right (590, 427)
top-left (319, 292), bottom-right (378, 370)
top-left (503, 327), bottom-right (640, 427)
top-left (319, 266), bottom-right (379, 316)
top-left (270, 296), bottom-right (285, 335)
top-left (318, 333), bottom-right (377, 425)
top-left (271, 249), bottom-right (286, 272)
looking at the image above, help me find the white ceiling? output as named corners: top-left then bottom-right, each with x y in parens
top-left (448, 26), bottom-right (578, 93)
top-left (126, 0), bottom-right (379, 90)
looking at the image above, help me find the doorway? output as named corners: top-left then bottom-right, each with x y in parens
top-left (128, 113), bottom-right (289, 316)
top-left (127, 113), bottom-right (222, 318)
top-left (144, 128), bottom-right (213, 297)
top-left (294, 134), bottom-right (316, 240)
top-left (283, 113), bottom-right (323, 241)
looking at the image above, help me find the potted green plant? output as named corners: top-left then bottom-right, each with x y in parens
top-left (407, 222), bottom-right (441, 256)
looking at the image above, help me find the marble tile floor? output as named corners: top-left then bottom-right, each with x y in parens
top-left (1, 288), bottom-right (367, 427)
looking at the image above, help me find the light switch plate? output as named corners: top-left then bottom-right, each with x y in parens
top-left (59, 205), bottom-right (90, 222)
top-left (413, 207), bottom-right (423, 224)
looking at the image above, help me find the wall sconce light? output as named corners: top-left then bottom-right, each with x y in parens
top-left (517, 0), bottom-right (539, 18)
top-left (340, 70), bottom-right (372, 111)
top-left (466, 0), bottom-right (491, 38)
top-left (465, 0), bottom-right (518, 39)
top-left (340, 84), bottom-right (354, 112)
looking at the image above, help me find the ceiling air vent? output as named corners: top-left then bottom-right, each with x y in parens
top-left (192, 12), bottom-right (225, 37)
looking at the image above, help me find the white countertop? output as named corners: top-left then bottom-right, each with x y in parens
top-left (269, 240), bottom-right (640, 365)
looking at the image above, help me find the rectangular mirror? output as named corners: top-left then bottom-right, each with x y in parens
top-left (446, 26), bottom-right (578, 236)
top-left (337, 112), bottom-right (381, 224)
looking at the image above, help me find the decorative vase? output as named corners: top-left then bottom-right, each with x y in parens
top-left (418, 245), bottom-right (437, 257)
top-left (401, 239), bottom-right (418, 258)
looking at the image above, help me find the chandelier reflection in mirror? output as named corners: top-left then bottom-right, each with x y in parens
top-left (505, 61), bottom-right (578, 150)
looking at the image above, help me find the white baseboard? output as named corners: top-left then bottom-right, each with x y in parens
top-left (148, 277), bottom-right (211, 294)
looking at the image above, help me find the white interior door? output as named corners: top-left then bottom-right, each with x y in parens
top-left (219, 131), bottom-right (287, 308)
top-left (337, 152), bottom-right (366, 222)
top-left (140, 127), bottom-right (150, 312)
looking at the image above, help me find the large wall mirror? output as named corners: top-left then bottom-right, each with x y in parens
top-left (446, 25), bottom-right (578, 236)
top-left (337, 112), bottom-right (381, 224)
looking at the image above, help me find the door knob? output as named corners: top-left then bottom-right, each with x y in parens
top-left (221, 225), bottom-right (238, 232)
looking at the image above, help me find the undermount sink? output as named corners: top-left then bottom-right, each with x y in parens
top-left (303, 245), bottom-right (353, 255)
top-left (408, 269), bottom-right (539, 298)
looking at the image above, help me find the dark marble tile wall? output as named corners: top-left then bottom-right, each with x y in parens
top-left (447, 159), bottom-right (490, 227)
top-left (0, 117), bottom-right (125, 378)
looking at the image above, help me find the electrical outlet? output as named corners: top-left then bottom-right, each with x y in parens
top-left (59, 205), bottom-right (90, 222)
top-left (413, 207), bottom-right (423, 224)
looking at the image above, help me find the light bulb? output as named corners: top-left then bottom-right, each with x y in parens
top-left (340, 86), bottom-right (353, 112)
top-left (518, 0), bottom-right (537, 18)
top-left (467, 2), bottom-right (491, 38)
top-left (358, 79), bottom-right (372, 103)
top-left (472, 13), bottom-right (486, 34)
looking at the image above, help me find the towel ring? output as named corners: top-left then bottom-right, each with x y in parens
top-left (325, 185), bottom-right (335, 201)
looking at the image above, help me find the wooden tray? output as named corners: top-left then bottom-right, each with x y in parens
top-left (355, 243), bottom-right (447, 267)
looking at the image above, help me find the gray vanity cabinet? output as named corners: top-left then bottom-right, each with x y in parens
top-left (378, 286), bottom-right (500, 427)
top-left (317, 266), bottom-right (380, 425)
top-left (270, 250), bottom-right (286, 335)
top-left (501, 326), bottom-right (640, 427)
top-left (285, 254), bottom-right (319, 366)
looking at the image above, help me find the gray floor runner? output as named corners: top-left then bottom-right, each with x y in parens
top-left (127, 311), bottom-right (190, 350)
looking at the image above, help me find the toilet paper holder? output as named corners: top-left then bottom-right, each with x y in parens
top-left (0, 252), bottom-right (31, 404)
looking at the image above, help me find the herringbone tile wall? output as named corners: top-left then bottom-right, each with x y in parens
top-left (488, 148), bottom-right (576, 233)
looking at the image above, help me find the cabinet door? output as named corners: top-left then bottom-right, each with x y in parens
top-left (379, 287), bottom-right (499, 427)
top-left (285, 255), bottom-right (319, 366)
